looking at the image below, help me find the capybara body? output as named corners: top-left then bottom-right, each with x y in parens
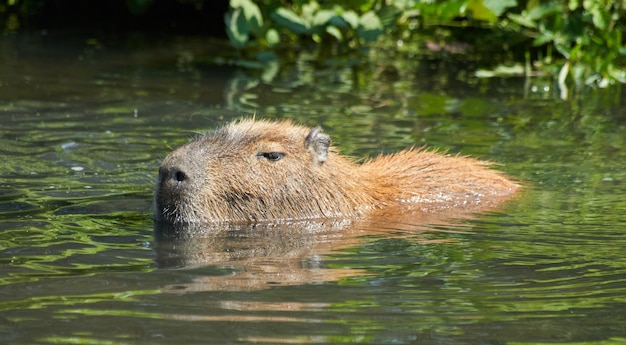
top-left (155, 119), bottom-right (519, 223)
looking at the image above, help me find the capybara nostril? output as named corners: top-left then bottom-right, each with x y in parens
top-left (173, 169), bottom-right (187, 183)
top-left (158, 165), bottom-right (188, 184)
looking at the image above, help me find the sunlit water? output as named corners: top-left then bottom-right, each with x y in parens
top-left (1, 32), bottom-right (625, 345)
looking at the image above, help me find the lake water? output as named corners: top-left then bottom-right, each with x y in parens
top-left (1, 32), bottom-right (625, 345)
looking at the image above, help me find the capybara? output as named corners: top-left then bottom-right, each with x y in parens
top-left (155, 119), bottom-right (519, 223)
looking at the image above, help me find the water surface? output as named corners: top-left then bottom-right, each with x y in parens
top-left (1, 32), bottom-right (625, 344)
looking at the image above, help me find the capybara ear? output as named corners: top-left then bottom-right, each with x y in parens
top-left (305, 127), bottom-right (331, 165)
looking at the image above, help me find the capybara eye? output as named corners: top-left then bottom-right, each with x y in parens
top-left (257, 152), bottom-right (285, 161)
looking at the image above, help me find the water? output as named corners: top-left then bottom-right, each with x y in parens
top-left (1, 32), bottom-right (625, 344)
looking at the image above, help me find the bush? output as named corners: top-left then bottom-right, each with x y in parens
top-left (225, 0), bottom-right (626, 88)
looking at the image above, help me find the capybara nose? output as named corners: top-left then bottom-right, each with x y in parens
top-left (159, 166), bottom-right (188, 185)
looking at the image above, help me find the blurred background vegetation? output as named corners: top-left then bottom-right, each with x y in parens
top-left (1, 0), bottom-right (625, 89)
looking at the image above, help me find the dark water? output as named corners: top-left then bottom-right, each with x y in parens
top-left (1, 32), bottom-right (625, 344)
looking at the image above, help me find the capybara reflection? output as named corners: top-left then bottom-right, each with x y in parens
top-left (155, 119), bottom-right (519, 223)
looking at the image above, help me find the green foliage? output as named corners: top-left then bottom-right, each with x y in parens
top-left (225, 0), bottom-right (626, 89)
top-left (225, 0), bottom-right (387, 51)
top-left (508, 0), bottom-right (626, 87)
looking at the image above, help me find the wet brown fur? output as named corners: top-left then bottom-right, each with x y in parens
top-left (155, 119), bottom-right (520, 223)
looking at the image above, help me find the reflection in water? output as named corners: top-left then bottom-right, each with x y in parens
top-left (150, 214), bottom-right (474, 341)
top-left (151, 202), bottom-right (493, 293)
top-left (153, 220), bottom-right (362, 291)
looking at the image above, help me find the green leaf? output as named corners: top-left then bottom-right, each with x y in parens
top-left (341, 10), bottom-right (360, 29)
top-left (265, 28), bottom-right (280, 47)
top-left (532, 35), bottom-right (549, 47)
top-left (312, 9), bottom-right (335, 30)
top-left (467, 0), bottom-right (497, 22)
top-left (271, 7), bottom-right (309, 34)
top-left (326, 26), bottom-right (343, 41)
top-left (582, 0), bottom-right (594, 11)
top-left (608, 65), bottom-right (626, 83)
top-left (301, 1), bottom-right (320, 21)
top-left (226, 0), bottom-right (264, 48)
top-left (377, 4), bottom-right (403, 28)
top-left (438, 1), bottom-right (466, 20)
top-left (483, 0), bottom-right (517, 17)
top-left (590, 6), bottom-right (610, 30)
top-left (527, 2), bottom-right (561, 21)
top-left (328, 15), bottom-right (350, 29)
top-left (569, 42), bottom-right (582, 60)
top-left (507, 13), bottom-right (537, 29)
top-left (225, 8), bottom-right (249, 49)
top-left (553, 41), bottom-right (572, 58)
top-left (357, 11), bottom-right (383, 42)
top-left (568, 0), bottom-right (580, 11)
top-left (235, 0), bottom-right (264, 35)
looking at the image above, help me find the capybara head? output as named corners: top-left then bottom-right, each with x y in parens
top-left (155, 119), bottom-right (369, 223)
